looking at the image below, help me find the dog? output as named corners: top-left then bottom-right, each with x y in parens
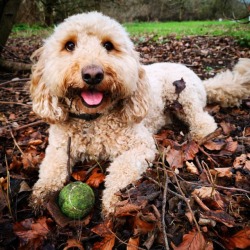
top-left (29, 11), bottom-right (250, 215)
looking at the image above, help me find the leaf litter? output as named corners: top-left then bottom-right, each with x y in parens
top-left (0, 35), bottom-right (250, 249)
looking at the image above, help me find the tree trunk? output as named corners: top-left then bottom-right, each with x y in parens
top-left (0, 0), bottom-right (22, 54)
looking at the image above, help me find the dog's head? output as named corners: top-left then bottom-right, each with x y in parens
top-left (30, 12), bottom-right (149, 124)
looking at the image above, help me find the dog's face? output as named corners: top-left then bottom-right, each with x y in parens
top-left (30, 12), bottom-right (149, 123)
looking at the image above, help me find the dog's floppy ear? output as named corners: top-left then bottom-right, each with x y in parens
top-left (30, 47), bottom-right (68, 123)
top-left (120, 66), bottom-right (150, 123)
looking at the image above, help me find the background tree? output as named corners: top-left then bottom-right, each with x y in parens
top-left (0, 0), bottom-right (22, 54)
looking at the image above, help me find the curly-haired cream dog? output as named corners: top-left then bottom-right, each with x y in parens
top-left (30, 12), bottom-right (250, 215)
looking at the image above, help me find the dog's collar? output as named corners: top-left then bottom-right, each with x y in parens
top-left (69, 112), bottom-right (101, 121)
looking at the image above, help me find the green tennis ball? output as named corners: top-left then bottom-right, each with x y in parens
top-left (58, 182), bottom-right (95, 219)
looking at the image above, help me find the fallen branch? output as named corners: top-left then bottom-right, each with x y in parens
top-left (198, 128), bottom-right (222, 146)
top-left (0, 58), bottom-right (31, 72)
top-left (14, 120), bottom-right (45, 131)
top-left (0, 77), bottom-right (30, 86)
top-left (0, 101), bottom-right (31, 107)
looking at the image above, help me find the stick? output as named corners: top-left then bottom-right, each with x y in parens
top-left (162, 173), bottom-right (170, 250)
top-left (67, 137), bottom-right (72, 181)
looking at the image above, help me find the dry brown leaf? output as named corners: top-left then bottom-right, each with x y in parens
top-left (233, 154), bottom-right (250, 169)
top-left (71, 170), bottom-right (88, 181)
top-left (210, 167), bottom-right (233, 178)
top-left (203, 140), bottom-right (225, 151)
top-left (172, 230), bottom-right (213, 250)
top-left (28, 139), bottom-right (43, 146)
top-left (134, 212), bottom-right (157, 234)
top-left (224, 138), bottom-right (238, 153)
top-left (224, 227), bottom-right (250, 250)
top-left (183, 141), bottom-right (199, 161)
top-left (92, 235), bottom-right (115, 250)
top-left (91, 220), bottom-right (113, 238)
top-left (201, 210), bottom-right (235, 227)
top-left (244, 127), bottom-right (250, 136)
top-left (127, 236), bottom-right (140, 250)
top-left (192, 187), bottom-right (217, 199)
top-left (86, 168), bottom-right (105, 188)
top-left (186, 161), bottom-right (199, 175)
top-left (220, 121), bottom-right (235, 135)
top-left (13, 217), bottom-right (50, 249)
top-left (63, 239), bottom-right (84, 250)
top-left (115, 202), bottom-right (145, 217)
top-left (166, 148), bottom-right (184, 168)
top-left (92, 220), bottom-right (115, 250)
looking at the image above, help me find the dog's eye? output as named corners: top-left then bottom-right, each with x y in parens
top-left (103, 41), bottom-right (114, 51)
top-left (65, 41), bottom-right (75, 52)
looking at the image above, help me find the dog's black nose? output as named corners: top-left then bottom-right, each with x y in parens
top-left (82, 65), bottom-right (104, 85)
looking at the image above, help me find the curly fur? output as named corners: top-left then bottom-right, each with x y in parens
top-left (29, 11), bottom-right (250, 215)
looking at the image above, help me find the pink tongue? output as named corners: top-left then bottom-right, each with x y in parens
top-left (81, 90), bottom-right (103, 106)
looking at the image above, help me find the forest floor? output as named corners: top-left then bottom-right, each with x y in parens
top-left (0, 34), bottom-right (250, 250)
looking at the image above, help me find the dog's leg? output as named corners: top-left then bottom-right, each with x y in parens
top-left (102, 139), bottom-right (156, 215)
top-left (30, 140), bottom-right (73, 211)
top-left (177, 96), bottom-right (217, 141)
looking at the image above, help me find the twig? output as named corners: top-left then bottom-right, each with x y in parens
top-left (0, 78), bottom-right (30, 87)
top-left (9, 129), bottom-right (35, 169)
top-left (173, 173), bottom-right (201, 233)
top-left (198, 128), bottom-right (222, 146)
top-left (107, 226), bottom-right (145, 250)
top-left (67, 137), bottom-right (72, 181)
top-left (177, 175), bottom-right (250, 194)
top-left (162, 173), bottom-right (170, 250)
top-left (0, 101), bottom-right (31, 107)
top-left (4, 156), bottom-right (14, 220)
top-left (145, 175), bottom-right (185, 200)
top-left (14, 120), bottom-right (45, 131)
top-left (9, 129), bottom-right (25, 156)
top-left (195, 155), bottom-right (203, 173)
top-left (198, 146), bottom-right (220, 167)
top-left (192, 193), bottom-right (210, 211)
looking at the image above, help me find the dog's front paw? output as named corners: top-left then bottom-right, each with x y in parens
top-left (102, 191), bottom-right (120, 216)
top-left (29, 181), bottom-right (61, 213)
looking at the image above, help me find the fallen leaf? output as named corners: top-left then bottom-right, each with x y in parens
top-left (64, 239), bottom-right (84, 250)
top-left (13, 217), bottom-right (50, 249)
top-left (127, 236), bottom-right (140, 250)
top-left (210, 167), bottom-right (233, 178)
top-left (92, 235), bottom-right (115, 250)
top-left (92, 220), bottom-right (115, 250)
top-left (172, 230), bottom-right (213, 250)
top-left (134, 212), bottom-right (157, 234)
top-left (244, 127), bottom-right (250, 136)
top-left (115, 202), bottom-right (145, 217)
top-left (233, 154), bottom-right (247, 169)
top-left (203, 140), bottom-right (225, 151)
top-left (183, 141), bottom-right (199, 161)
top-left (223, 138), bottom-right (238, 153)
top-left (192, 187), bottom-right (217, 199)
top-left (186, 161), bottom-right (199, 175)
top-left (86, 168), bottom-right (105, 188)
top-left (166, 148), bottom-right (184, 168)
top-left (28, 139), bottom-right (43, 146)
top-left (220, 121), bottom-right (235, 135)
top-left (223, 227), bottom-right (250, 250)
top-left (201, 210), bottom-right (235, 227)
top-left (173, 78), bottom-right (186, 94)
top-left (72, 170), bottom-right (88, 181)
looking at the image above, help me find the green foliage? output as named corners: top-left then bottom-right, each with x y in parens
top-left (12, 24), bottom-right (52, 38)
top-left (124, 20), bottom-right (250, 40)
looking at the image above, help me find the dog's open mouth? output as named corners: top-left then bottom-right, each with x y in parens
top-left (81, 89), bottom-right (104, 108)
